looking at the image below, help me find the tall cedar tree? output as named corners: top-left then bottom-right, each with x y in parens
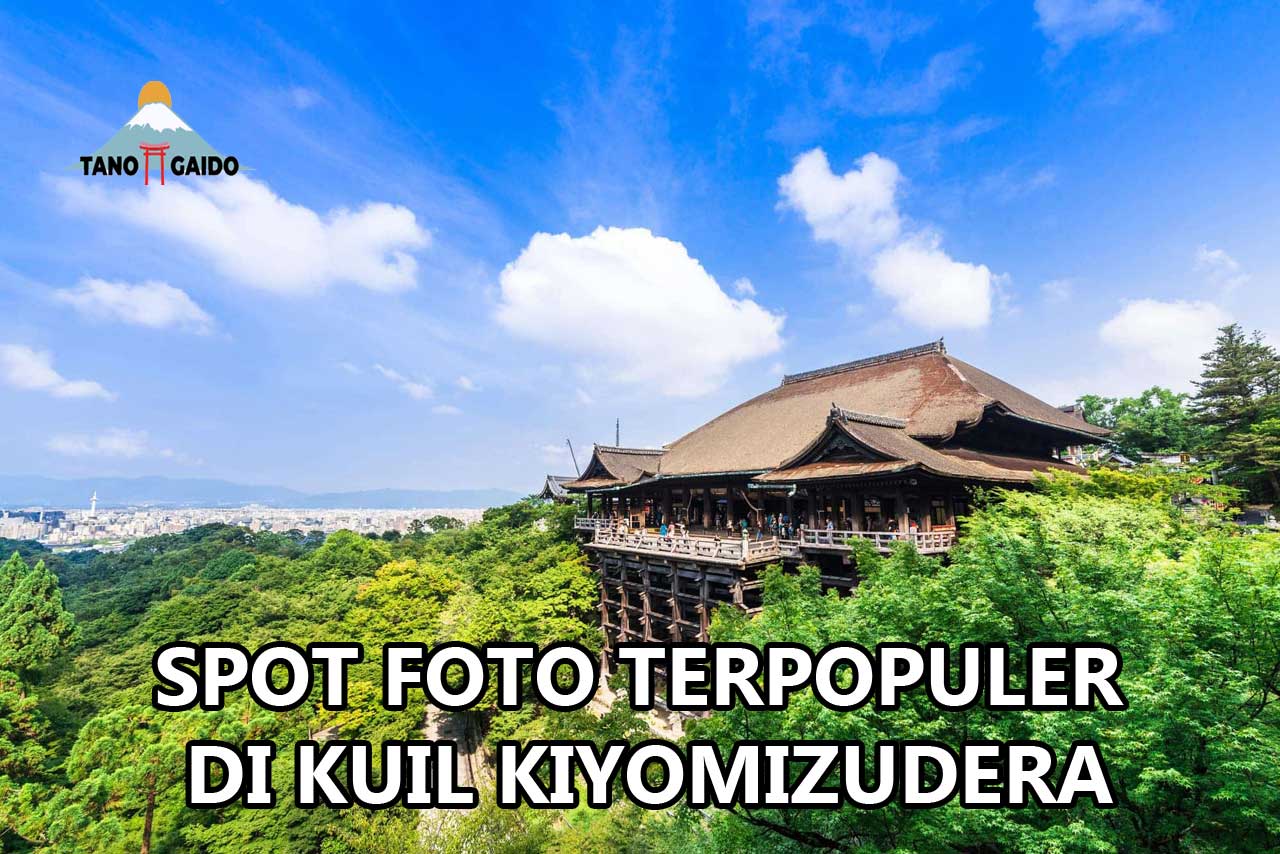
top-left (1192, 324), bottom-right (1280, 499)
top-left (0, 554), bottom-right (77, 680)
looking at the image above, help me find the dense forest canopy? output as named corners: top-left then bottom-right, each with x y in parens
top-left (0, 472), bottom-right (1277, 852)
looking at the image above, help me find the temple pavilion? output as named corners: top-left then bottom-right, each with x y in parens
top-left (561, 340), bottom-right (1107, 651)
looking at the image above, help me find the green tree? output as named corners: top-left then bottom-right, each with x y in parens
top-left (1193, 323), bottom-right (1280, 498)
top-left (686, 475), bottom-right (1280, 852)
top-left (0, 554), bottom-right (78, 680)
top-left (1078, 387), bottom-right (1207, 459)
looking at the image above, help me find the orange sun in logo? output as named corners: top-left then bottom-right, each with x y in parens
top-left (137, 80), bottom-right (172, 109)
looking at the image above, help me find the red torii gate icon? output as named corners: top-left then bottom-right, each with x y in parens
top-left (138, 143), bottom-right (171, 186)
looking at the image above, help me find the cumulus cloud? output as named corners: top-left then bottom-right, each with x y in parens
top-left (53, 175), bottom-right (430, 296)
top-left (0, 344), bottom-right (114, 400)
top-left (779, 147), bottom-right (995, 329)
top-left (733, 278), bottom-right (757, 297)
top-left (1195, 245), bottom-right (1250, 292)
top-left (778, 150), bottom-right (902, 255)
top-left (1098, 298), bottom-right (1231, 391)
top-left (495, 227), bottom-right (784, 397)
top-left (456, 375), bottom-right (478, 391)
top-left (869, 235), bottom-right (992, 329)
top-left (373, 364), bottom-right (432, 400)
top-left (54, 278), bottom-right (214, 334)
top-left (432, 404), bottom-right (462, 416)
top-left (1035, 0), bottom-right (1169, 54)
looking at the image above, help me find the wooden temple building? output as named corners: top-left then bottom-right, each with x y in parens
top-left (562, 340), bottom-right (1107, 657)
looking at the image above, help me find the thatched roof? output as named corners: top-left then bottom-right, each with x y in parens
top-left (563, 445), bottom-right (665, 490)
top-left (655, 341), bottom-right (1106, 478)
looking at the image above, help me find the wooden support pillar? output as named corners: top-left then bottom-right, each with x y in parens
top-left (895, 487), bottom-right (909, 533)
top-left (699, 566), bottom-right (710, 642)
top-left (586, 494), bottom-right (593, 515)
top-left (662, 488), bottom-right (673, 525)
top-left (852, 491), bottom-right (865, 530)
top-left (702, 488), bottom-right (713, 527)
top-left (726, 491), bottom-right (736, 528)
top-left (807, 489), bottom-right (817, 528)
top-left (785, 492), bottom-right (795, 528)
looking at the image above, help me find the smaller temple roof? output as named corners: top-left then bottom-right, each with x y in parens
top-left (563, 445), bottom-right (666, 491)
top-left (756, 407), bottom-right (1082, 484)
top-left (537, 475), bottom-right (575, 501)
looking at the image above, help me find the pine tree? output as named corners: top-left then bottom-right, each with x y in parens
top-left (1192, 324), bottom-right (1280, 499)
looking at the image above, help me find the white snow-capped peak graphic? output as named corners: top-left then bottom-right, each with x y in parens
top-left (124, 102), bottom-right (192, 133)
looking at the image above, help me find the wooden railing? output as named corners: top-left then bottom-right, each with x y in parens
top-left (590, 528), bottom-right (802, 564)
top-left (586, 524), bottom-right (955, 561)
top-left (800, 528), bottom-right (956, 554)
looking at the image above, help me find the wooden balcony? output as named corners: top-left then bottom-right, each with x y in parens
top-left (579, 520), bottom-right (957, 565)
top-left (799, 527), bottom-right (956, 554)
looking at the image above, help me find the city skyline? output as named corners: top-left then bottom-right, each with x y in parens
top-left (2, 2), bottom-right (1277, 493)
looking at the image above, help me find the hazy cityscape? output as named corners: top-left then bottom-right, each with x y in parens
top-left (0, 499), bottom-right (485, 552)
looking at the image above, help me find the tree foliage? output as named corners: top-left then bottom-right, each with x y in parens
top-left (1192, 323), bottom-right (1280, 499)
top-left (683, 477), bottom-right (1280, 852)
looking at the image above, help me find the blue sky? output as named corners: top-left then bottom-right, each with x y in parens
top-left (2, 0), bottom-right (1278, 493)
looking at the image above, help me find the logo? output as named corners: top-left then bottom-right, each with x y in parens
top-left (78, 81), bottom-right (240, 185)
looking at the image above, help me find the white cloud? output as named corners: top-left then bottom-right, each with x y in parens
top-left (869, 234), bottom-right (992, 329)
top-left (733, 277), bottom-right (757, 297)
top-left (495, 227), bottom-right (784, 398)
top-left (1035, 0), bottom-right (1170, 54)
top-left (373, 364), bottom-right (432, 400)
top-left (54, 278), bottom-right (214, 334)
top-left (1195, 245), bottom-right (1249, 292)
top-left (538, 442), bottom-right (571, 465)
top-left (46, 428), bottom-right (149, 458)
top-left (456, 375), bottom-right (478, 392)
top-left (45, 427), bottom-right (198, 463)
top-left (829, 45), bottom-right (981, 117)
top-left (1098, 298), bottom-right (1231, 391)
top-left (0, 344), bottom-right (114, 400)
top-left (779, 147), bottom-right (996, 330)
top-left (53, 175), bottom-right (430, 296)
top-left (1041, 279), bottom-right (1074, 303)
top-left (778, 149), bottom-right (902, 255)
top-left (432, 404), bottom-right (462, 416)
top-left (337, 361), bottom-right (362, 375)
top-left (574, 387), bottom-right (594, 406)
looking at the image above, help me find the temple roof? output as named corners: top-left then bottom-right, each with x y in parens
top-left (563, 445), bottom-right (665, 490)
top-left (756, 411), bottom-right (1081, 484)
top-left (653, 340), bottom-right (1107, 478)
top-left (537, 475), bottom-right (575, 500)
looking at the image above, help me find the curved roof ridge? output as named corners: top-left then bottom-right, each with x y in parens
top-left (781, 339), bottom-right (945, 385)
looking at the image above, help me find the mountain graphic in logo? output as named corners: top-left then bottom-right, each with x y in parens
top-left (93, 81), bottom-right (219, 160)
top-left (79, 81), bottom-right (239, 183)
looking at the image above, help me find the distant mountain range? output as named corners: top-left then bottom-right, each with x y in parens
top-left (0, 476), bottom-right (523, 510)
